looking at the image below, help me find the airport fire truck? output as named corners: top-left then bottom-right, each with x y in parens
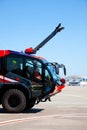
top-left (0, 23), bottom-right (66, 113)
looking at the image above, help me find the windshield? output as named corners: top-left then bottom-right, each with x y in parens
top-left (47, 64), bottom-right (60, 81)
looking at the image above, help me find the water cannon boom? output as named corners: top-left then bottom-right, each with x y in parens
top-left (25, 23), bottom-right (64, 54)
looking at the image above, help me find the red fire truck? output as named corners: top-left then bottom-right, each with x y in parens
top-left (0, 23), bottom-right (66, 113)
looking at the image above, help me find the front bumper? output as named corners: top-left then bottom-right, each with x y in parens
top-left (49, 84), bottom-right (65, 96)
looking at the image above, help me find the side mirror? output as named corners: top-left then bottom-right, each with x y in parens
top-left (64, 67), bottom-right (66, 75)
top-left (55, 67), bottom-right (59, 75)
top-left (54, 63), bottom-right (59, 75)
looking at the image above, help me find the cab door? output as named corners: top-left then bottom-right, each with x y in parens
top-left (23, 57), bottom-right (43, 84)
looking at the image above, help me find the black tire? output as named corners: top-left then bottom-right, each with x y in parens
top-left (2, 89), bottom-right (26, 113)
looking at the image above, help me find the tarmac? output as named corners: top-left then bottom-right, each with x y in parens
top-left (0, 85), bottom-right (87, 130)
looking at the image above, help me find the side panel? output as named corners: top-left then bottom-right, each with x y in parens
top-left (0, 56), bottom-right (4, 85)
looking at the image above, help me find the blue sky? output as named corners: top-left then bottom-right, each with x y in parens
top-left (0, 0), bottom-right (87, 77)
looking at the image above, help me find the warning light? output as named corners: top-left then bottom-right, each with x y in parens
top-left (60, 78), bottom-right (66, 84)
top-left (25, 48), bottom-right (35, 54)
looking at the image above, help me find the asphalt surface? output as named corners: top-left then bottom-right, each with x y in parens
top-left (0, 85), bottom-right (87, 130)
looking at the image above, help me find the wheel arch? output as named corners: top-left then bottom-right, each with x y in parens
top-left (0, 83), bottom-right (32, 104)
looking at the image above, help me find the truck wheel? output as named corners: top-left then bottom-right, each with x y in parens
top-left (2, 89), bottom-right (26, 113)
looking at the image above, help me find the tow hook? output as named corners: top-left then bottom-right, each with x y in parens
top-left (41, 97), bottom-right (51, 102)
top-left (35, 96), bottom-right (51, 104)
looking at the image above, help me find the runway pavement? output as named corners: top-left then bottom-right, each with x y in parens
top-left (0, 85), bottom-right (87, 130)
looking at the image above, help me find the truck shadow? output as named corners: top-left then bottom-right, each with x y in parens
top-left (0, 108), bottom-right (44, 114)
top-left (24, 108), bottom-right (44, 113)
top-left (0, 108), bottom-right (4, 113)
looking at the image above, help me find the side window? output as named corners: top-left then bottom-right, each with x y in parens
top-left (24, 58), bottom-right (42, 81)
top-left (34, 61), bottom-right (42, 77)
top-left (45, 69), bottom-right (51, 81)
top-left (24, 58), bottom-right (34, 78)
top-left (6, 55), bottom-right (23, 75)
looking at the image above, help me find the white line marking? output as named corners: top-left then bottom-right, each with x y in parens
top-left (0, 114), bottom-right (87, 127)
top-left (0, 115), bottom-right (57, 127)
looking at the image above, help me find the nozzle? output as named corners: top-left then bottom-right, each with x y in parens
top-left (56, 23), bottom-right (64, 32)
